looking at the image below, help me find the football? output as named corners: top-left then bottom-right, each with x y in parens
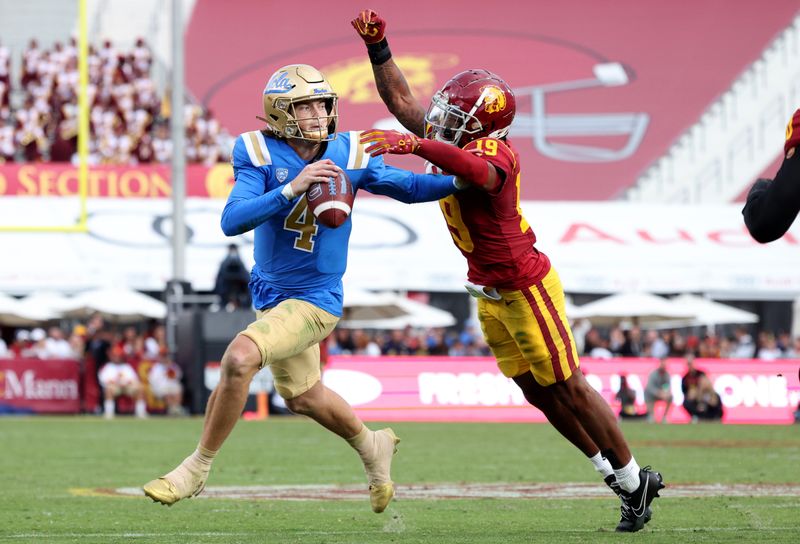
top-left (306, 170), bottom-right (355, 228)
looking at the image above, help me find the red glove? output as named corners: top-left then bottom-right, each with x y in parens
top-left (361, 130), bottom-right (420, 156)
top-left (351, 9), bottom-right (387, 45)
top-left (785, 108), bottom-right (800, 154)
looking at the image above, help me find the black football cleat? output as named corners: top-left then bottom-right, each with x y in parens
top-left (604, 474), bottom-right (652, 525)
top-left (614, 467), bottom-right (664, 532)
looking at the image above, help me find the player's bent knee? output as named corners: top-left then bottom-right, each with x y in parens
top-left (221, 343), bottom-right (260, 382)
top-left (284, 392), bottom-right (313, 416)
top-left (282, 380), bottom-right (322, 415)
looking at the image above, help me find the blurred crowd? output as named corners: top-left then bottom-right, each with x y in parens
top-left (0, 314), bottom-right (184, 418)
top-left (0, 37), bottom-right (229, 165)
top-left (576, 322), bottom-right (800, 361)
top-left (615, 354), bottom-right (725, 424)
top-left (326, 322), bottom-right (492, 357)
top-left (322, 321), bottom-right (800, 361)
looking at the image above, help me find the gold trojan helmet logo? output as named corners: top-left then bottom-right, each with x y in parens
top-left (205, 163), bottom-right (235, 199)
top-left (787, 117), bottom-right (794, 142)
top-left (482, 85), bottom-right (507, 114)
top-left (322, 54), bottom-right (459, 104)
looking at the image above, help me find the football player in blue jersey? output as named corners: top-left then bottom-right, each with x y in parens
top-left (143, 64), bottom-right (460, 513)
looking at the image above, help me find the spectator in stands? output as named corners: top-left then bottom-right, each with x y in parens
top-left (0, 39), bottom-right (9, 90)
top-left (11, 329), bottom-right (33, 357)
top-left (68, 324), bottom-right (86, 359)
top-left (143, 323), bottom-right (167, 360)
top-left (21, 39), bottom-right (41, 88)
top-left (43, 326), bottom-right (75, 359)
top-left (668, 331), bottom-right (687, 357)
top-left (644, 357), bottom-right (673, 423)
top-left (214, 244), bottom-right (252, 311)
top-left (680, 353), bottom-right (704, 387)
top-left (381, 329), bottom-right (412, 355)
top-left (353, 329), bottom-right (381, 356)
top-left (132, 37), bottom-right (152, 74)
top-left (148, 347), bottom-right (185, 416)
top-left (27, 328), bottom-right (48, 357)
top-left (645, 329), bottom-right (670, 359)
top-left (608, 327), bottom-right (625, 355)
top-left (15, 96), bottom-right (46, 161)
top-left (328, 328), bottom-right (356, 355)
top-left (683, 374), bottom-right (723, 422)
top-left (98, 344), bottom-right (147, 419)
top-left (782, 336), bottom-right (800, 358)
top-left (0, 115), bottom-right (14, 162)
top-left (757, 333), bottom-right (783, 360)
top-left (425, 328), bottom-right (448, 355)
top-left (731, 326), bottom-right (756, 358)
top-left (619, 325), bottom-right (643, 357)
top-left (0, 335), bottom-right (9, 358)
top-left (570, 318), bottom-right (591, 355)
top-left (589, 337), bottom-right (614, 359)
top-left (616, 375), bottom-right (647, 420)
top-left (152, 122), bottom-right (173, 163)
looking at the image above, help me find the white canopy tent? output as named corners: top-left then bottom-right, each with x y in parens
top-left (60, 287), bottom-right (167, 322)
top-left (341, 288), bottom-right (457, 329)
top-left (0, 292), bottom-right (57, 326)
top-left (651, 294), bottom-right (760, 328)
top-left (570, 292), bottom-right (695, 326)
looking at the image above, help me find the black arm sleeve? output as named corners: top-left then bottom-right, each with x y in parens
top-left (742, 153), bottom-right (800, 243)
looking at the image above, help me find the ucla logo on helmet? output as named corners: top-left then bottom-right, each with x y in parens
top-left (265, 71), bottom-right (294, 94)
top-left (276, 168), bottom-right (289, 183)
top-left (481, 85), bottom-right (507, 114)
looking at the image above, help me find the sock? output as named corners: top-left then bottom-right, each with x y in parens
top-left (188, 444), bottom-right (218, 470)
top-left (589, 452), bottom-right (615, 479)
top-left (613, 457), bottom-right (642, 493)
top-left (104, 399), bottom-right (114, 416)
top-left (135, 399), bottom-right (147, 418)
top-left (346, 425), bottom-right (374, 457)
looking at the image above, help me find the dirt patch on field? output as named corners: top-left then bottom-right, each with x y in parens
top-left (74, 482), bottom-right (800, 501)
top-left (635, 440), bottom-right (800, 449)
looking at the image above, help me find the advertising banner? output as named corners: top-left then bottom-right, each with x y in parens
top-left (323, 357), bottom-right (800, 424)
top-left (0, 359), bottom-right (81, 414)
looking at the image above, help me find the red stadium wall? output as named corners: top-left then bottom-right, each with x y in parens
top-left (186, 0), bottom-right (800, 201)
top-left (323, 356), bottom-right (800, 425)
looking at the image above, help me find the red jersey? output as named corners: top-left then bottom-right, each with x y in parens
top-left (437, 137), bottom-right (550, 289)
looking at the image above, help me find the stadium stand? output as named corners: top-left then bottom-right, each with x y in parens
top-left (0, 36), bottom-right (229, 165)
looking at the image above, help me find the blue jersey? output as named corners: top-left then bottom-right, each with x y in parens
top-left (222, 130), bottom-right (457, 317)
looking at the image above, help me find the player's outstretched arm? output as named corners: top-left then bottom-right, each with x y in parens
top-left (351, 9), bottom-right (426, 137)
top-left (742, 109), bottom-right (800, 243)
top-left (360, 129), bottom-right (503, 192)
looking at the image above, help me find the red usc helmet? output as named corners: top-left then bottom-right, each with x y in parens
top-left (424, 69), bottom-right (515, 146)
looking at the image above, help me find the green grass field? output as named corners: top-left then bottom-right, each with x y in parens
top-left (1, 417), bottom-right (798, 543)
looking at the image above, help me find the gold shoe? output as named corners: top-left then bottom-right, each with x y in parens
top-left (142, 466), bottom-right (207, 506)
top-left (370, 482), bottom-right (395, 513)
top-left (366, 428), bottom-right (400, 513)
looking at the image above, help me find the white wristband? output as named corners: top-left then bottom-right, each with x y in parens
top-left (281, 183), bottom-right (297, 200)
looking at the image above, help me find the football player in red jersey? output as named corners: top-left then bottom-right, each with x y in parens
top-left (352, 9), bottom-right (664, 533)
top-left (742, 108), bottom-right (800, 242)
